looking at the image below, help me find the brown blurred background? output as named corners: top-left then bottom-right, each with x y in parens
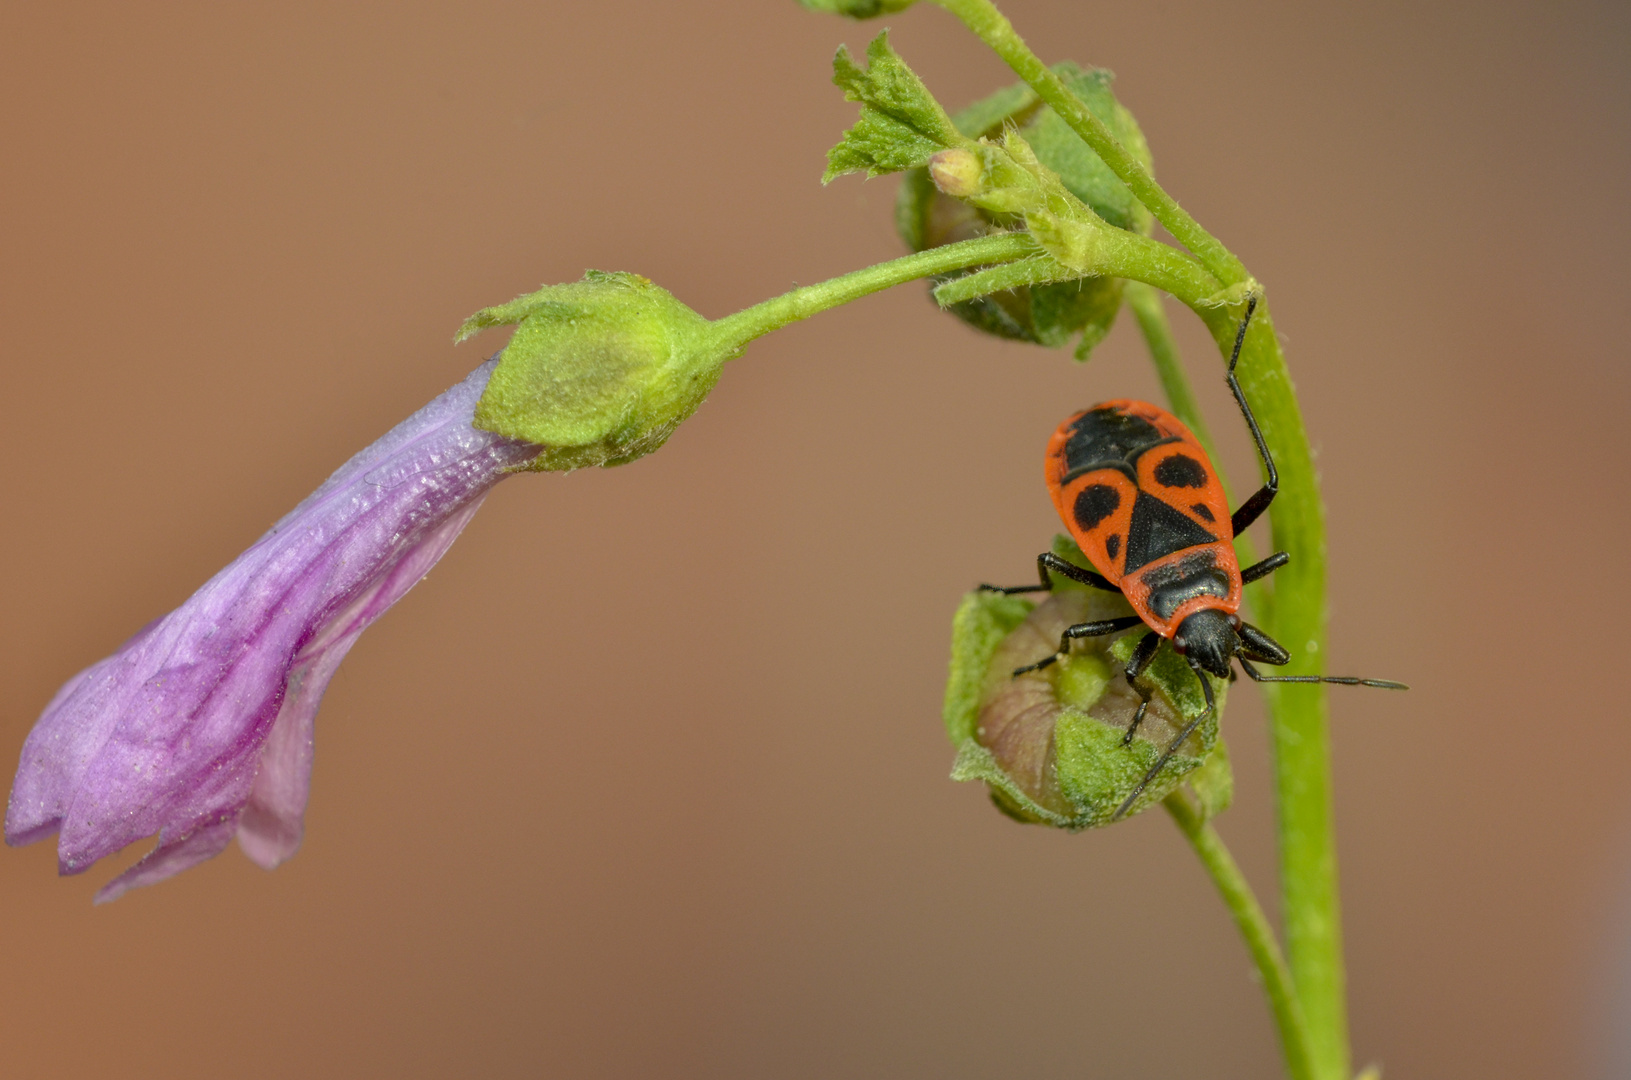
top-left (1, 0), bottom-right (1627, 1076)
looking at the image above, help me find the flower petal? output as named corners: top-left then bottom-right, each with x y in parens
top-left (236, 497), bottom-right (487, 869)
top-left (7, 359), bottom-right (540, 896)
top-left (94, 817), bottom-right (240, 905)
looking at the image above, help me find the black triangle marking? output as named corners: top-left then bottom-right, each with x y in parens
top-left (1123, 491), bottom-right (1218, 572)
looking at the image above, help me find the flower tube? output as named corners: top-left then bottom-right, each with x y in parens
top-left (7, 360), bottom-right (541, 901)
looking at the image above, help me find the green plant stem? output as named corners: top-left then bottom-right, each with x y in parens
top-left (708, 232), bottom-right (1036, 354)
top-left (802, 4), bottom-right (1352, 1065)
top-left (1200, 306), bottom-right (1346, 1080)
top-left (928, 0), bottom-right (1248, 287)
top-left (1114, 225), bottom-right (1346, 1079)
top-left (929, 0), bottom-right (1350, 1062)
top-left (931, 231), bottom-right (1218, 310)
top-left (1125, 282), bottom-right (1218, 458)
top-left (1095, 221), bottom-right (1346, 1080)
top-left (1163, 791), bottom-right (1315, 1080)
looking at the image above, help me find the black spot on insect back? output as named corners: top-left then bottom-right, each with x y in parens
top-left (1190, 503), bottom-right (1215, 522)
top-left (1061, 408), bottom-right (1167, 479)
top-left (1104, 534), bottom-right (1121, 561)
top-left (1124, 492), bottom-right (1218, 572)
top-left (1074, 484), bottom-right (1121, 531)
top-left (1154, 453), bottom-right (1208, 489)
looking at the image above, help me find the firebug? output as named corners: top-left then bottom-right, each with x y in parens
top-left (982, 297), bottom-right (1405, 817)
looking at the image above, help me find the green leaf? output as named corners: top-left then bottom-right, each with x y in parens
top-left (950, 81), bottom-right (1039, 140)
top-left (825, 31), bottom-right (967, 182)
top-left (943, 589), bottom-right (1032, 744)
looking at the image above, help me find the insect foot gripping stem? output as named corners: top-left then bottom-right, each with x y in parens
top-left (945, 537), bottom-right (1233, 829)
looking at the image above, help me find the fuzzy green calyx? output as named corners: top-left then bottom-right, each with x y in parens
top-left (896, 64), bottom-right (1154, 359)
top-left (945, 536), bottom-right (1229, 826)
top-left (457, 271), bottom-right (729, 471)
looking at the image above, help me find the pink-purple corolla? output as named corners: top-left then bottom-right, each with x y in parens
top-left (6, 360), bottom-right (541, 901)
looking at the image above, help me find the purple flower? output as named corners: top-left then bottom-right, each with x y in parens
top-left (7, 360), bottom-right (541, 902)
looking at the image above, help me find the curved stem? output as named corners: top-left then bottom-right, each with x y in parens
top-left (928, 0), bottom-right (1248, 287)
top-left (1191, 304), bottom-right (1343, 1079)
top-left (1129, 290), bottom-right (1343, 1076)
top-left (1125, 282), bottom-right (1218, 459)
top-left (914, 1), bottom-right (1346, 1069)
top-left (708, 232), bottom-right (1037, 354)
top-left (1164, 792), bottom-right (1316, 1080)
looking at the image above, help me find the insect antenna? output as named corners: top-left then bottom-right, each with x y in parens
top-left (1113, 662), bottom-right (1215, 821)
top-left (1236, 658), bottom-right (1406, 690)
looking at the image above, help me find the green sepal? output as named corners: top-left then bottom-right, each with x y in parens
top-left (1002, 65), bottom-right (1152, 234)
top-left (825, 31), bottom-right (970, 183)
top-left (460, 271), bottom-right (732, 471)
top-left (944, 534), bottom-right (1226, 826)
top-left (943, 589), bottom-right (1031, 744)
top-left (1026, 210), bottom-right (1110, 274)
top-left (797, 0), bottom-right (919, 17)
top-left (896, 64), bottom-right (1153, 360)
top-left (1187, 734), bottom-right (1234, 821)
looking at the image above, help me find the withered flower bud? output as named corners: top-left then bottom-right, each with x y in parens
top-left (944, 539), bottom-right (1228, 826)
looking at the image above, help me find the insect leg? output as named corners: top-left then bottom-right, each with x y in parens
top-left (1223, 295), bottom-right (1281, 539)
top-left (979, 552), bottom-right (1121, 595)
top-left (1120, 630), bottom-right (1163, 746)
top-left (1236, 620), bottom-right (1292, 664)
top-left (1239, 550), bottom-right (1290, 585)
top-left (1115, 658), bottom-right (1216, 820)
top-left (1011, 615), bottom-right (1145, 676)
top-left (1237, 657), bottom-right (1408, 690)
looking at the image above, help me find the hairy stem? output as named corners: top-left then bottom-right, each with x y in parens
top-left (1125, 282), bottom-right (1218, 460)
top-left (1197, 305), bottom-right (1344, 1079)
top-left (708, 233), bottom-right (1037, 354)
top-left (1125, 278), bottom-right (1344, 1077)
top-left (1164, 792), bottom-right (1315, 1080)
top-left (802, 4), bottom-right (1352, 1070)
top-left (928, 0), bottom-right (1247, 286)
top-left (1121, 277), bottom-right (1344, 1080)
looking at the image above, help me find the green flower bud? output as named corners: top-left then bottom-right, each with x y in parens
top-left (927, 147), bottom-right (985, 198)
top-left (797, 0), bottom-right (919, 18)
top-left (457, 271), bottom-right (731, 471)
top-left (898, 65), bottom-right (1153, 360)
top-left (944, 536), bottom-right (1228, 826)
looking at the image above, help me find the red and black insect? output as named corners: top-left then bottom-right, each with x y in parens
top-left (983, 298), bottom-right (1405, 817)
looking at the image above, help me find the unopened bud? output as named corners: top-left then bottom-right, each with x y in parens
top-left (898, 64), bottom-right (1152, 360)
top-left (944, 537), bottom-right (1226, 826)
top-left (457, 271), bottom-right (729, 471)
top-left (927, 147), bottom-right (984, 198)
